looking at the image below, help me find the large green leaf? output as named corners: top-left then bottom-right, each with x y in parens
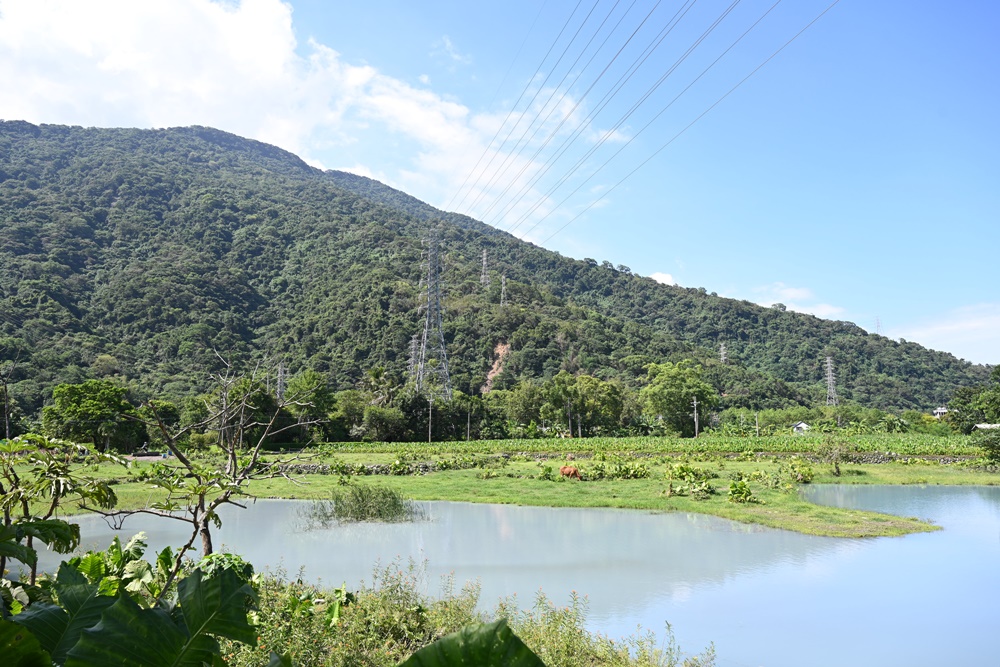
top-left (63, 593), bottom-right (220, 667)
top-left (63, 569), bottom-right (256, 667)
top-left (16, 519), bottom-right (81, 554)
top-left (266, 652), bottom-right (295, 667)
top-left (0, 525), bottom-right (38, 567)
top-left (14, 564), bottom-right (116, 664)
top-left (177, 568), bottom-right (257, 645)
top-left (0, 617), bottom-right (52, 667)
top-left (397, 619), bottom-right (546, 667)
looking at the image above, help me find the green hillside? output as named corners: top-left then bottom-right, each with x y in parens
top-left (0, 121), bottom-right (988, 419)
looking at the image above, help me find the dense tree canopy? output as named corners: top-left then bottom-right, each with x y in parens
top-left (41, 379), bottom-right (143, 451)
top-left (0, 121), bottom-right (990, 428)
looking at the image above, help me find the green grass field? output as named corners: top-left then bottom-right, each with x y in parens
top-left (86, 433), bottom-right (997, 539)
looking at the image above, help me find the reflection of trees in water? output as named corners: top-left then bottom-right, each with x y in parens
top-left (44, 489), bottom-right (1000, 624)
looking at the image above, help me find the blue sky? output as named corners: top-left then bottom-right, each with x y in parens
top-left (1, 0), bottom-right (997, 364)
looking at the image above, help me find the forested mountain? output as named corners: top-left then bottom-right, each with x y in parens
top-left (0, 121), bottom-right (989, 419)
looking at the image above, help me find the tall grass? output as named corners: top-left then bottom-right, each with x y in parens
top-left (222, 563), bottom-right (715, 666)
top-left (300, 484), bottom-right (424, 527)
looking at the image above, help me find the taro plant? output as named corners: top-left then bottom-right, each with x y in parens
top-left (780, 456), bottom-right (814, 484)
top-left (4, 561), bottom-right (263, 667)
top-left (666, 463), bottom-right (717, 484)
top-left (398, 619), bottom-right (544, 667)
top-left (727, 481), bottom-right (759, 504)
top-left (65, 532), bottom-right (173, 602)
top-left (689, 480), bottom-right (716, 500)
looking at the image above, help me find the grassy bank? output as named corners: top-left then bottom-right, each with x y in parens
top-left (90, 433), bottom-right (998, 538)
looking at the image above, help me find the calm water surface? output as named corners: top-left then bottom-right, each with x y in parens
top-left (39, 486), bottom-right (1000, 667)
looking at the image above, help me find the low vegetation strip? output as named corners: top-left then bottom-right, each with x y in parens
top-left (308, 433), bottom-right (979, 457)
top-left (76, 434), bottom-right (998, 537)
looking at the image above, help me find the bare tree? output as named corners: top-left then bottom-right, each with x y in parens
top-left (85, 358), bottom-right (322, 598)
top-left (0, 352), bottom-right (19, 440)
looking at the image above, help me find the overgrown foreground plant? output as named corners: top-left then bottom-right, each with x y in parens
top-left (2, 535), bottom-right (712, 667)
top-left (221, 563), bottom-right (715, 667)
top-left (1, 558), bottom-right (261, 666)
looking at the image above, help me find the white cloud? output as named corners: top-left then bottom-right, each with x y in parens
top-left (650, 272), bottom-right (677, 286)
top-left (749, 282), bottom-right (845, 319)
top-left (0, 0), bottom-right (593, 239)
top-left (892, 303), bottom-right (1000, 365)
top-left (432, 35), bottom-right (471, 66)
top-left (418, 74), bottom-right (430, 85)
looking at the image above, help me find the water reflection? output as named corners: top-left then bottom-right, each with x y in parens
top-left (41, 501), bottom-right (844, 617)
top-left (36, 487), bottom-right (1000, 667)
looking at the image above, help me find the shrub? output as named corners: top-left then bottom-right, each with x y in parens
top-left (300, 484), bottom-right (423, 527)
top-left (667, 463), bottom-right (716, 484)
top-left (589, 453), bottom-right (650, 480)
top-left (781, 456), bottom-right (814, 484)
top-left (728, 481), bottom-right (759, 504)
top-left (973, 429), bottom-right (1000, 463)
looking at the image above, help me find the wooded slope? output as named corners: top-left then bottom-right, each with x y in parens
top-left (0, 121), bottom-right (987, 415)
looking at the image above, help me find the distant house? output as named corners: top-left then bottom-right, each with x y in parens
top-left (933, 407), bottom-right (949, 419)
top-left (792, 421), bottom-right (811, 434)
top-left (973, 424), bottom-right (1000, 431)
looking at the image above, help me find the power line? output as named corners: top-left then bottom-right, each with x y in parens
top-left (449, 0), bottom-right (592, 214)
top-left (505, 0), bottom-right (744, 236)
top-left (487, 0), bottom-right (693, 230)
top-left (459, 0), bottom-right (609, 216)
top-left (465, 0), bottom-right (631, 219)
top-left (442, 0), bottom-right (552, 212)
top-left (536, 0), bottom-right (842, 244)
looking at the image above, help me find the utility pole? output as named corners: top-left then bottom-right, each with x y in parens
top-left (692, 396), bottom-right (700, 438)
top-left (480, 249), bottom-right (491, 288)
top-left (825, 356), bottom-right (838, 406)
top-left (428, 397), bottom-right (433, 443)
top-left (414, 231), bottom-right (452, 400)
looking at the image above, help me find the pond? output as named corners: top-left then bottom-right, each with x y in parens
top-left (37, 486), bottom-right (1000, 667)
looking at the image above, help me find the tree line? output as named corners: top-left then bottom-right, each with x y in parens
top-left (22, 360), bottom-right (971, 451)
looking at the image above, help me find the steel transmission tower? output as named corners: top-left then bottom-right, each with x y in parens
top-left (414, 233), bottom-right (452, 400)
top-left (407, 333), bottom-right (420, 377)
top-left (825, 356), bottom-right (838, 406)
top-left (480, 249), bottom-right (491, 287)
top-left (500, 274), bottom-right (507, 306)
top-left (719, 342), bottom-right (727, 365)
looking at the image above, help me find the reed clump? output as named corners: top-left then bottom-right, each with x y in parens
top-left (301, 484), bottom-right (424, 527)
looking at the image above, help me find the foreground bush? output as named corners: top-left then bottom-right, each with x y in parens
top-left (222, 564), bottom-right (715, 667)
